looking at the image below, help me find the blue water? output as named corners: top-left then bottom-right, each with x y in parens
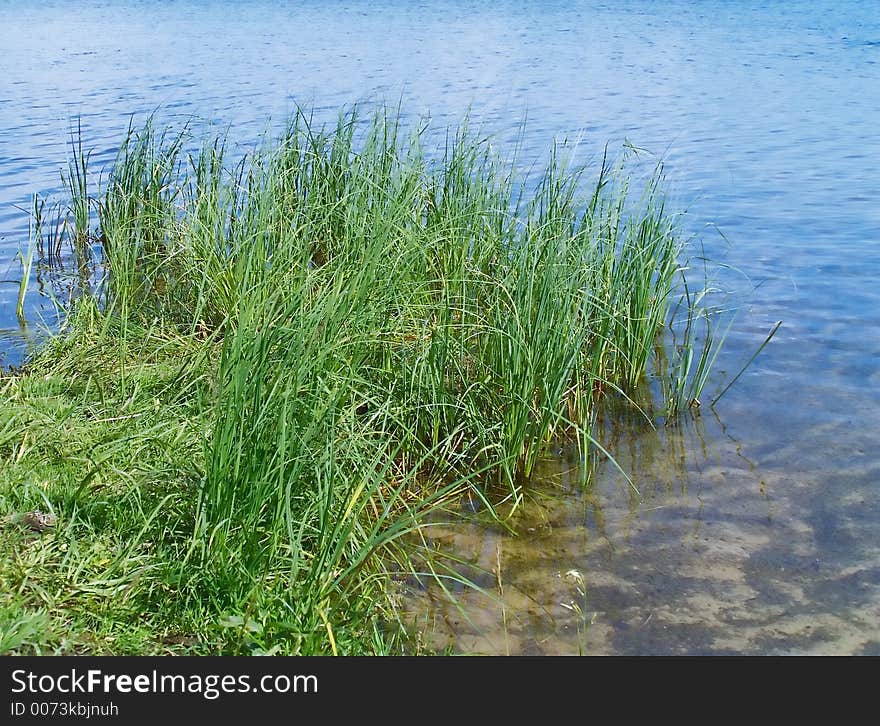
top-left (1, 0), bottom-right (878, 653)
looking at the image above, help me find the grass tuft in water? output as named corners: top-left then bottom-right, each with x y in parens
top-left (1, 106), bottom-right (735, 654)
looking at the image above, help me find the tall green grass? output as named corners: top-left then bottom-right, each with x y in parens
top-left (2, 106), bottom-right (730, 653)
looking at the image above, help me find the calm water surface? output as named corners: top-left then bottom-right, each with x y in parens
top-left (1, 0), bottom-right (878, 654)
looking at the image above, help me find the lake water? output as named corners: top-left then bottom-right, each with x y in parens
top-left (1, 0), bottom-right (878, 654)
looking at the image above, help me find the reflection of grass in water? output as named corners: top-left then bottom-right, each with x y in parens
top-left (2, 105), bottom-right (732, 654)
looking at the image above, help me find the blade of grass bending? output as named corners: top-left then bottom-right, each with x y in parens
top-left (16, 244), bottom-right (34, 324)
top-left (711, 320), bottom-right (782, 406)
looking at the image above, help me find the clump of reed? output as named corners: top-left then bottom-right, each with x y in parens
top-left (3, 106), bottom-right (727, 653)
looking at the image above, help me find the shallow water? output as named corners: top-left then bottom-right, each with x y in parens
top-left (1, 0), bottom-right (878, 653)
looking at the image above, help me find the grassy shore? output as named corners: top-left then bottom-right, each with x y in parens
top-left (0, 107), bottom-right (723, 654)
